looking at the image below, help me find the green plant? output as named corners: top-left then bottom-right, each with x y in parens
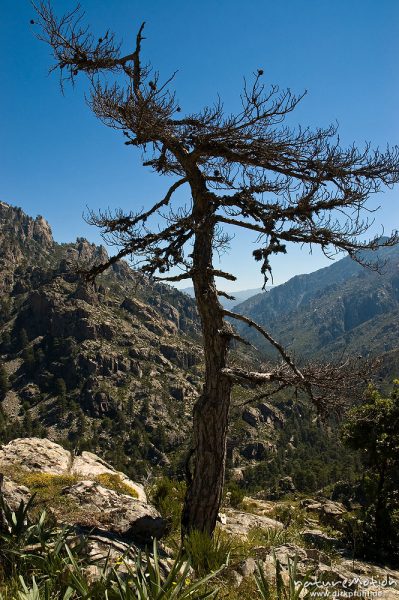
top-left (255, 553), bottom-right (313, 600)
top-left (247, 527), bottom-right (289, 551)
top-left (277, 554), bottom-right (313, 600)
top-left (254, 562), bottom-right (273, 600)
top-left (183, 529), bottom-right (231, 577)
top-left (225, 482), bottom-right (245, 509)
top-left (111, 539), bottom-right (220, 599)
top-left (0, 495), bottom-right (221, 600)
top-left (270, 505), bottom-right (305, 529)
top-left (150, 477), bottom-right (186, 533)
top-left (13, 576), bottom-right (75, 600)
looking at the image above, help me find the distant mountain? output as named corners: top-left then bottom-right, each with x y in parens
top-left (234, 243), bottom-right (399, 363)
top-left (181, 286), bottom-right (268, 310)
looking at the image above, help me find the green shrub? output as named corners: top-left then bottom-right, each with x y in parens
top-left (226, 481), bottom-right (245, 509)
top-left (22, 472), bottom-right (78, 504)
top-left (255, 553), bottom-right (314, 600)
top-left (270, 504), bottom-right (305, 529)
top-left (0, 496), bottom-right (221, 600)
top-left (150, 477), bottom-right (186, 533)
top-left (111, 539), bottom-right (220, 599)
top-left (183, 529), bottom-right (231, 577)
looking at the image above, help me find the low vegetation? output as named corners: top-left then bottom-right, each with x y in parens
top-left (0, 490), bottom-right (326, 600)
top-left (0, 496), bottom-right (222, 599)
top-left (95, 473), bottom-right (139, 498)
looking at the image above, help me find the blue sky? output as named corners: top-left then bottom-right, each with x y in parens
top-left (1, 0), bottom-right (398, 290)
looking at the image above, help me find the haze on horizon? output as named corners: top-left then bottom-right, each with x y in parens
top-left (1, 0), bottom-right (398, 291)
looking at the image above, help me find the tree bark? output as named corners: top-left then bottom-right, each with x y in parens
top-left (181, 191), bottom-right (232, 536)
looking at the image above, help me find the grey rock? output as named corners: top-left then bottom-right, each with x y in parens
top-left (221, 508), bottom-right (283, 537)
top-left (237, 557), bottom-right (257, 577)
top-left (0, 438), bottom-right (71, 475)
top-left (63, 480), bottom-right (166, 543)
top-left (1, 476), bottom-right (31, 512)
top-left (301, 528), bottom-right (339, 548)
top-left (242, 406), bottom-right (261, 427)
top-left (229, 570), bottom-right (243, 588)
top-left (300, 498), bottom-right (346, 527)
top-left (278, 476), bottom-right (296, 493)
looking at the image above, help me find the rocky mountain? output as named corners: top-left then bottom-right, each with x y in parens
top-left (0, 202), bottom-right (282, 484)
top-left (0, 202), bottom-right (368, 496)
top-left (234, 243), bottom-right (399, 364)
top-left (0, 201), bottom-right (206, 478)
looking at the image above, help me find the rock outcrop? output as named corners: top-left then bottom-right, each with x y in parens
top-left (0, 438), bottom-right (164, 545)
top-left (220, 508), bottom-right (283, 537)
top-left (0, 437), bottom-right (71, 475)
top-left (63, 480), bottom-right (165, 543)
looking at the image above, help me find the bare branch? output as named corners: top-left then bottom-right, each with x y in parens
top-left (153, 271), bottom-right (193, 282)
top-left (224, 309), bottom-right (304, 381)
top-left (209, 269), bottom-right (237, 281)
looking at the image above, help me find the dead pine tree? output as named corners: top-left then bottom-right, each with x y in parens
top-left (33, 2), bottom-right (399, 537)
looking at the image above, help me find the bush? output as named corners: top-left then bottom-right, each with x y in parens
top-left (255, 553), bottom-right (313, 600)
top-left (226, 481), bottom-right (245, 509)
top-left (247, 527), bottom-right (289, 551)
top-left (183, 529), bottom-right (231, 577)
top-left (271, 504), bottom-right (305, 529)
top-left (22, 472), bottom-right (77, 496)
top-left (150, 477), bottom-right (186, 533)
top-left (111, 539), bottom-right (221, 599)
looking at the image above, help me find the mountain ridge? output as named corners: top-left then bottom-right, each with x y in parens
top-left (234, 243), bottom-right (399, 362)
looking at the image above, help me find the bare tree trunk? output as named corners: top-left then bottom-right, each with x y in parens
top-left (181, 212), bottom-right (232, 536)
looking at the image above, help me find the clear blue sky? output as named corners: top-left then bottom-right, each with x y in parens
top-left (1, 0), bottom-right (398, 290)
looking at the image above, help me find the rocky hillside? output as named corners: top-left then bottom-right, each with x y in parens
top-left (0, 202), bottom-right (206, 477)
top-left (0, 202), bottom-right (368, 495)
top-left (234, 243), bottom-right (399, 363)
top-left (182, 286), bottom-right (267, 310)
top-left (0, 202), bottom-right (284, 484)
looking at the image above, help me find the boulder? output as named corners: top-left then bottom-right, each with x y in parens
top-left (230, 468), bottom-right (244, 482)
top-left (257, 402), bottom-right (285, 426)
top-left (272, 543), bottom-right (308, 566)
top-left (319, 500), bottom-right (346, 526)
top-left (71, 451), bottom-right (147, 502)
top-left (300, 498), bottom-right (346, 527)
top-left (261, 543), bottom-right (399, 599)
top-left (221, 508), bottom-right (283, 537)
top-left (0, 438), bottom-right (71, 475)
top-left (278, 476), bottom-right (296, 494)
top-left (62, 480), bottom-right (166, 544)
top-left (301, 528), bottom-right (339, 548)
top-left (242, 406), bottom-right (261, 427)
top-left (1, 476), bottom-right (30, 511)
top-left (229, 570), bottom-right (243, 588)
top-left (237, 557), bottom-right (257, 577)
top-left (0, 438), bottom-right (147, 503)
